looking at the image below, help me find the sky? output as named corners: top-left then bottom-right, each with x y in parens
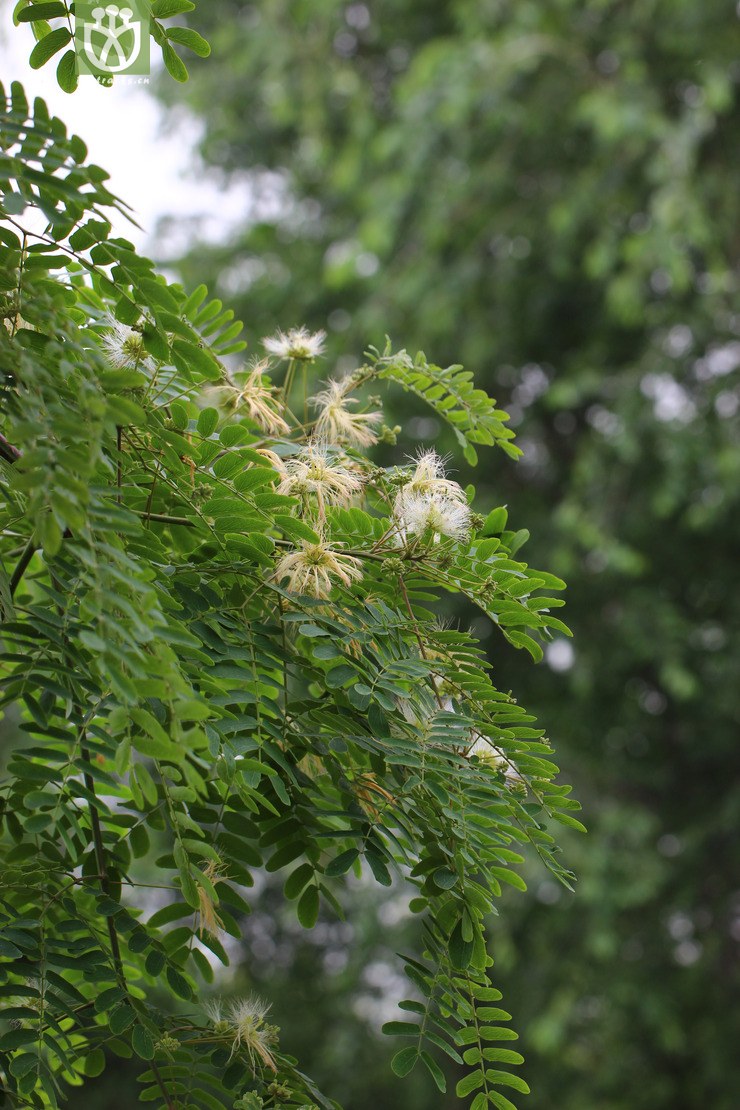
top-left (0, 13), bottom-right (248, 253)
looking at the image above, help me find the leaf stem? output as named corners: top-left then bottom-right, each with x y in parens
top-left (10, 539), bottom-right (36, 597)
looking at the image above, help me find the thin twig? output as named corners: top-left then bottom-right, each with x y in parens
top-left (10, 539), bottom-right (35, 596)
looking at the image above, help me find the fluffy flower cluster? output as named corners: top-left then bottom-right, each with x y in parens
top-left (262, 326), bottom-right (326, 361)
top-left (220, 361), bottom-right (289, 436)
top-left (204, 996), bottom-right (278, 1070)
top-left (467, 734), bottom-right (524, 788)
top-left (394, 450), bottom-right (471, 542)
top-left (310, 375), bottom-right (382, 448)
top-left (274, 540), bottom-right (362, 599)
top-left (277, 439), bottom-right (363, 518)
top-left (101, 315), bottom-right (152, 372)
top-left (196, 859), bottom-right (225, 938)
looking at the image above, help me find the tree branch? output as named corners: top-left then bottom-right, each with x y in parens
top-left (0, 432), bottom-right (20, 464)
top-left (10, 539), bottom-right (35, 597)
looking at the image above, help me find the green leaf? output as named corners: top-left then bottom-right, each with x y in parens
top-left (132, 1025), bottom-right (155, 1061)
top-left (365, 850), bottom-right (392, 886)
top-left (171, 338), bottom-right (220, 379)
top-left (449, 919), bottom-right (474, 970)
top-left (432, 866), bottom-right (458, 889)
top-left (325, 663), bottom-right (356, 687)
top-left (36, 512), bottom-right (63, 557)
top-left (151, 0), bottom-right (195, 15)
top-left (29, 26), bottom-right (71, 68)
top-left (196, 407), bottom-right (219, 437)
top-left (166, 966), bottom-right (193, 1000)
top-left (420, 1049), bottom-right (447, 1092)
top-left (9, 1053), bottom-right (38, 1078)
top-left (56, 49), bottom-right (78, 94)
top-left (486, 1070), bottom-right (531, 1094)
top-left (482, 506), bottom-right (508, 535)
top-left (284, 863), bottom-right (313, 900)
top-left (296, 884), bottom-right (320, 929)
top-left (109, 1004), bottom-right (135, 1035)
top-left (82, 1049), bottom-right (106, 1077)
top-left (390, 1046), bottom-right (418, 1077)
top-left (456, 1069), bottom-right (485, 1097)
top-left (162, 41), bottom-right (189, 83)
top-left (488, 1091), bottom-right (520, 1110)
top-left (17, 2), bottom-right (67, 21)
top-left (381, 1021), bottom-right (419, 1037)
top-left (325, 848), bottom-right (359, 877)
top-left (166, 27), bottom-right (211, 57)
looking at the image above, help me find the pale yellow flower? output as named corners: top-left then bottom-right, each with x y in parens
top-left (393, 450), bottom-right (470, 543)
top-left (101, 314), bottom-right (152, 372)
top-left (263, 326), bottom-right (326, 361)
top-left (397, 489), bottom-right (471, 541)
top-left (223, 361), bottom-right (290, 435)
top-left (468, 734), bottom-right (524, 788)
top-left (310, 376), bottom-right (382, 448)
top-left (404, 449), bottom-right (467, 502)
top-left (196, 859), bottom-right (226, 938)
top-left (228, 997), bottom-right (278, 1070)
top-left (255, 447), bottom-right (288, 477)
top-left (274, 541), bottom-right (362, 599)
top-left (278, 440), bottom-right (363, 519)
top-left (204, 996), bottom-right (278, 1071)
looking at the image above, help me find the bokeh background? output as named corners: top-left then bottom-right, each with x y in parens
top-left (4, 1), bottom-right (740, 1107)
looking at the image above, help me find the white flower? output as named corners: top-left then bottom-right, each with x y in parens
top-left (228, 997), bottom-right (278, 1069)
top-left (101, 314), bottom-right (152, 372)
top-left (205, 995), bottom-right (278, 1070)
top-left (274, 541), bottom-right (362, 599)
top-left (203, 999), bottom-right (228, 1028)
top-left (404, 449), bottom-right (467, 502)
top-left (220, 361), bottom-right (290, 435)
top-left (393, 450), bottom-right (470, 543)
top-left (398, 489), bottom-right (471, 541)
top-left (278, 439), bottom-right (363, 518)
top-left (254, 447), bottom-right (288, 477)
top-left (468, 734), bottom-right (524, 788)
top-left (310, 376), bottom-right (382, 448)
top-left (263, 326), bottom-right (326, 361)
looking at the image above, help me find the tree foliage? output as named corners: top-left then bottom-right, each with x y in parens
top-left (150, 1), bottom-right (740, 1106)
top-left (11, 0), bottom-right (210, 92)
top-left (0, 72), bottom-right (576, 1109)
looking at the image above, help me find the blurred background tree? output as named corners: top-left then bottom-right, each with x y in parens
top-left (149, 0), bottom-right (740, 1106)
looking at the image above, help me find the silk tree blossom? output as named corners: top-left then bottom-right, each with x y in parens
top-left (310, 375), bottom-right (383, 447)
top-left (404, 449), bottom-right (467, 503)
top-left (274, 540), bottom-right (362, 599)
top-left (220, 361), bottom-right (290, 435)
top-left (399, 489), bottom-right (472, 541)
top-left (196, 858), bottom-right (225, 938)
top-left (255, 447), bottom-right (288, 477)
top-left (262, 325), bottom-right (326, 361)
top-left (101, 314), bottom-right (152, 372)
top-left (204, 996), bottom-right (278, 1069)
top-left (278, 439), bottom-right (362, 518)
top-left (468, 734), bottom-right (524, 788)
top-left (393, 449), bottom-right (471, 542)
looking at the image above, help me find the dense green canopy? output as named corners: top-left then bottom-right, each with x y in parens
top-left (154, 1), bottom-right (740, 1107)
top-left (0, 57), bottom-right (574, 1110)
